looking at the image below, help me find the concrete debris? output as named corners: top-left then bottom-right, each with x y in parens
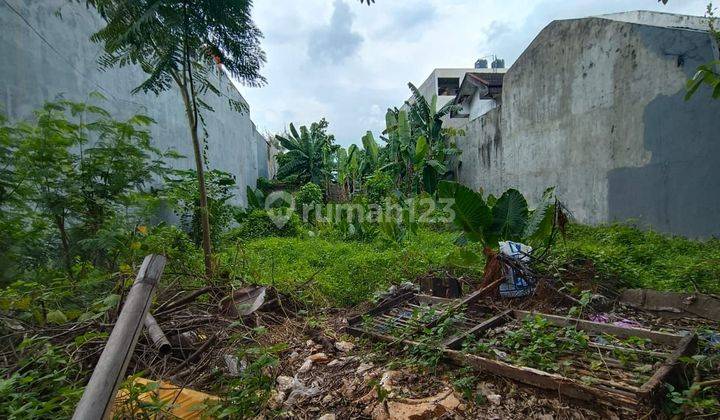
top-left (308, 352), bottom-right (330, 363)
top-left (486, 394), bottom-right (502, 405)
top-left (380, 370), bottom-right (400, 391)
top-left (298, 358), bottom-right (314, 373)
top-left (268, 390), bottom-right (285, 409)
top-left (334, 341), bottom-right (355, 352)
top-left (374, 388), bottom-right (463, 420)
top-left (317, 414), bottom-right (336, 420)
top-left (276, 375), bottom-right (294, 392)
top-left (284, 377), bottom-right (322, 406)
top-left (222, 354), bottom-right (246, 377)
top-left (356, 362), bottom-right (374, 375)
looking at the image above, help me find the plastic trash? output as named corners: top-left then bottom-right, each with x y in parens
top-left (498, 241), bottom-right (534, 298)
top-left (114, 377), bottom-right (218, 419)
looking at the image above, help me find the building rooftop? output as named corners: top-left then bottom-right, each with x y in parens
top-left (454, 71), bottom-right (505, 104)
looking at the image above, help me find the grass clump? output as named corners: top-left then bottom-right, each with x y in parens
top-left (222, 228), bottom-right (471, 307)
top-left (551, 223), bottom-right (720, 294)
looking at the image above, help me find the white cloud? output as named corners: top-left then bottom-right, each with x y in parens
top-left (308, 0), bottom-right (364, 64)
top-left (240, 0), bottom-right (709, 148)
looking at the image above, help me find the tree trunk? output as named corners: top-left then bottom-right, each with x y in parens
top-left (179, 86), bottom-right (213, 278)
top-left (191, 123), bottom-right (213, 278)
top-left (54, 214), bottom-right (74, 279)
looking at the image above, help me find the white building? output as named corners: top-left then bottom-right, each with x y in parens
top-left (451, 69), bottom-right (506, 121)
top-left (404, 59), bottom-right (507, 126)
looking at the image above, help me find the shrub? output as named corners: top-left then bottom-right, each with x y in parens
top-left (365, 171), bottom-right (394, 204)
top-left (164, 169), bottom-right (236, 247)
top-left (0, 338), bottom-right (83, 418)
top-left (225, 210), bottom-right (301, 242)
top-left (295, 182), bottom-right (324, 223)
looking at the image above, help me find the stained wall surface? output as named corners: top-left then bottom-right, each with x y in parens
top-left (1, 0), bottom-right (269, 206)
top-left (454, 14), bottom-right (720, 237)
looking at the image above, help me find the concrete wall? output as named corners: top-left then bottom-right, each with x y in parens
top-left (468, 95), bottom-right (498, 121)
top-left (0, 0), bottom-right (268, 206)
top-left (456, 107), bottom-right (503, 192)
top-left (598, 10), bottom-right (711, 31)
top-left (455, 14), bottom-right (720, 238)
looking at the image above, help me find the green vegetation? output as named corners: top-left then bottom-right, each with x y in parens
top-left (294, 182), bottom-right (324, 221)
top-left (552, 223), bottom-right (720, 294)
top-left (225, 228), bottom-right (465, 307)
top-left (85, 0), bottom-right (267, 276)
top-left (274, 83), bottom-right (461, 200)
top-left (275, 119), bottom-right (337, 187)
top-left (2, 96), bottom-right (718, 417)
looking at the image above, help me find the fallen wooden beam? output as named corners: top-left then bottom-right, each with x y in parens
top-left (513, 310), bottom-right (684, 347)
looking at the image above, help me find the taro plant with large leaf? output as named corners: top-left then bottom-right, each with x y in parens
top-left (438, 181), bottom-right (564, 263)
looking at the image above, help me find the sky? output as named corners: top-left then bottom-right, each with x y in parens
top-left (239, 0), bottom-right (708, 148)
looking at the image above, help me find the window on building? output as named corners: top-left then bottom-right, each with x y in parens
top-left (437, 77), bottom-right (460, 96)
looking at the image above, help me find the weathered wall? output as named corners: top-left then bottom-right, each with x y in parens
top-left (1, 0), bottom-right (268, 206)
top-left (456, 107), bottom-right (503, 192)
top-left (456, 15), bottom-right (720, 238)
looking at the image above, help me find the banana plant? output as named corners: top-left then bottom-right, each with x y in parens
top-left (275, 120), bottom-right (335, 185)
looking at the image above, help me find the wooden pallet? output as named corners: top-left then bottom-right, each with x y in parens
top-left (347, 292), bottom-right (697, 411)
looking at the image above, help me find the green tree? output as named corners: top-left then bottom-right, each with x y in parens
top-left (276, 119), bottom-right (337, 186)
top-left (381, 84), bottom-right (461, 194)
top-left (10, 99), bottom-right (172, 276)
top-left (164, 169), bottom-right (237, 248)
top-left (83, 0), bottom-right (266, 277)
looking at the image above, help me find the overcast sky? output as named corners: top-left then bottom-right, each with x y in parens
top-left (239, 0), bottom-right (708, 147)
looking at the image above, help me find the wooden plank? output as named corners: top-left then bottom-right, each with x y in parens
top-left (638, 333), bottom-right (698, 403)
top-left (443, 310), bottom-right (513, 349)
top-left (513, 310), bottom-right (684, 347)
top-left (415, 294), bottom-right (455, 305)
top-left (449, 276), bottom-right (506, 310)
top-left (348, 325), bottom-right (639, 409)
top-left (444, 350), bottom-right (638, 408)
top-left (347, 291), bottom-right (414, 325)
top-left (73, 255), bottom-right (167, 420)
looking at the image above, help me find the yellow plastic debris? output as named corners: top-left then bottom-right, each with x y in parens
top-left (113, 377), bottom-right (219, 419)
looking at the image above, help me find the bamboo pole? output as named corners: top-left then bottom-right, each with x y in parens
top-left (72, 255), bottom-right (167, 420)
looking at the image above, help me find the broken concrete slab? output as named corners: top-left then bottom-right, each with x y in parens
top-left (620, 289), bottom-right (720, 321)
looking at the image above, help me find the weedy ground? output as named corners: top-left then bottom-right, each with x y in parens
top-left (1, 223), bottom-right (719, 418)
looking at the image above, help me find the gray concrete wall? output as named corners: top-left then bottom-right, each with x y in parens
top-left (1, 0), bottom-right (268, 206)
top-left (456, 107), bottom-right (503, 192)
top-left (455, 15), bottom-right (720, 238)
